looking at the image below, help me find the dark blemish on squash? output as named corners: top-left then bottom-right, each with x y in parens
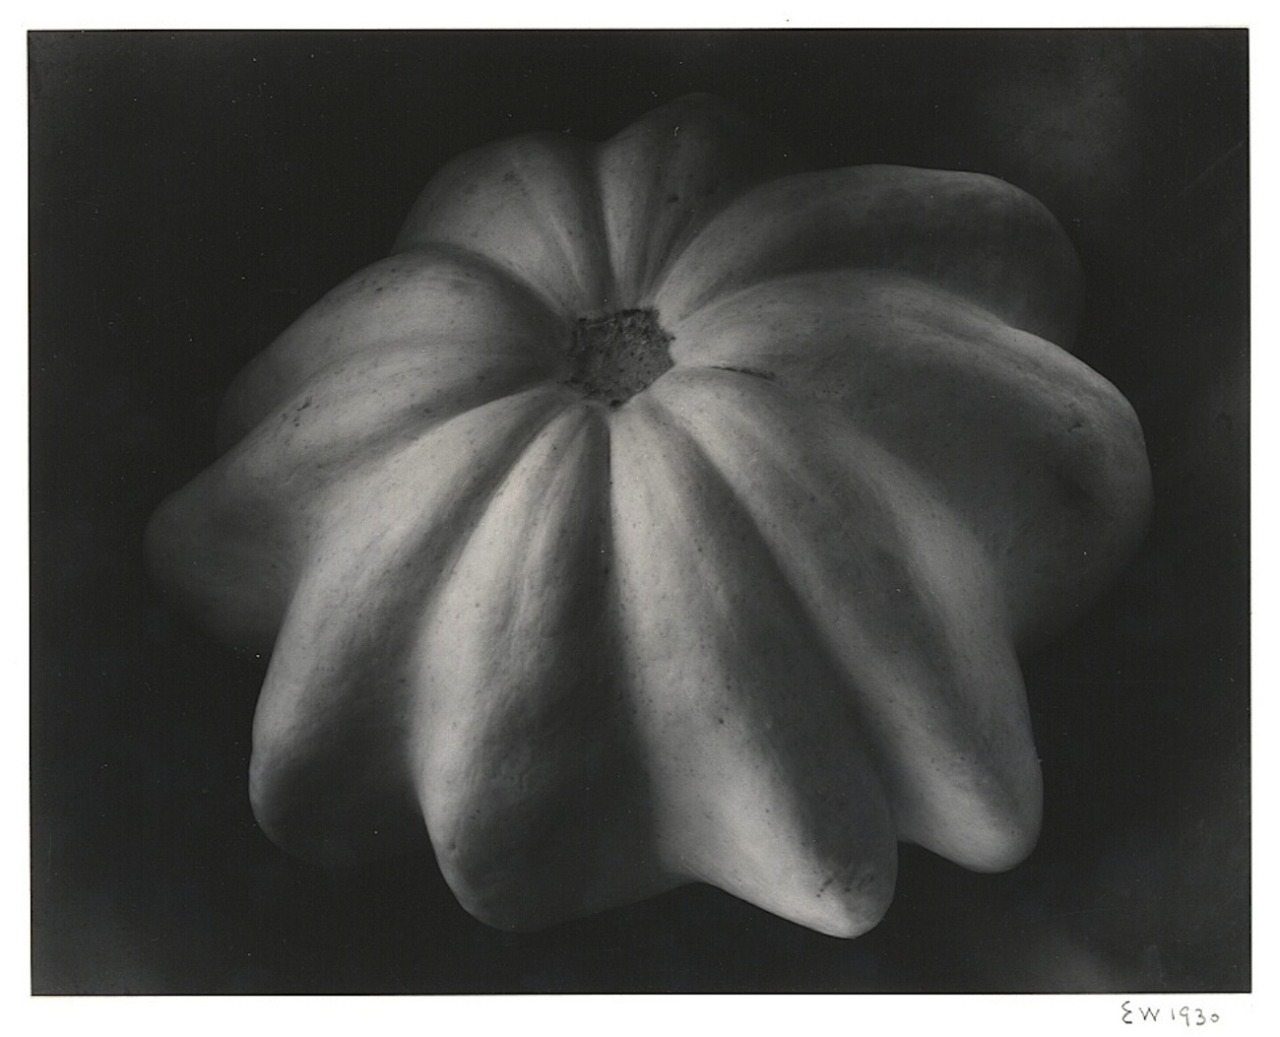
top-left (711, 364), bottom-right (776, 381)
top-left (1049, 459), bottom-right (1098, 514)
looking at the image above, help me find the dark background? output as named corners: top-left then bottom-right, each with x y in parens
top-left (29, 29), bottom-right (1249, 993)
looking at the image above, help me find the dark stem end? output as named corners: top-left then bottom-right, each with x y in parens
top-left (562, 309), bottom-right (675, 406)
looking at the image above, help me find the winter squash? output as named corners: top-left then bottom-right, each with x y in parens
top-left (146, 94), bottom-right (1152, 938)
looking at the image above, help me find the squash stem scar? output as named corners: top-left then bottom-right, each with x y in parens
top-left (562, 308), bottom-right (675, 406)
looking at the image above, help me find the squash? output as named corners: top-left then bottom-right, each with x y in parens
top-left (146, 94), bottom-right (1152, 938)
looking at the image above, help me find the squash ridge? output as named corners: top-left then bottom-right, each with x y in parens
top-left (395, 133), bottom-right (612, 317)
top-left (654, 165), bottom-right (1081, 340)
top-left (217, 241), bottom-right (570, 447)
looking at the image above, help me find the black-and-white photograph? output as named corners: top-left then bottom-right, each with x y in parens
top-left (28, 27), bottom-right (1249, 999)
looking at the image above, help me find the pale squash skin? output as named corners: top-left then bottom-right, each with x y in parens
top-left (146, 95), bottom-right (1152, 938)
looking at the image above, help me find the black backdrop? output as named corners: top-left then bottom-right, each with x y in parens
top-left (29, 29), bottom-right (1249, 994)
